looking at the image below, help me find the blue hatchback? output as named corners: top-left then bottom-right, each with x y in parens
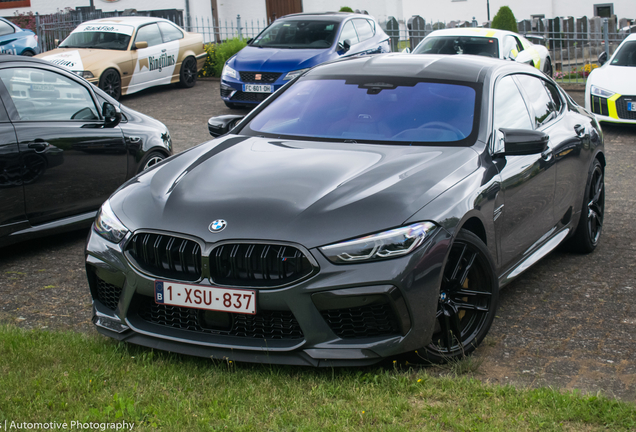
top-left (220, 12), bottom-right (390, 109)
top-left (0, 17), bottom-right (39, 56)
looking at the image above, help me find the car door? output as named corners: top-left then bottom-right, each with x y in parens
top-left (0, 97), bottom-right (26, 238)
top-left (0, 66), bottom-right (127, 226)
top-left (157, 21), bottom-right (185, 82)
top-left (337, 20), bottom-right (359, 55)
top-left (492, 74), bottom-right (556, 271)
top-left (128, 23), bottom-right (179, 93)
top-left (0, 19), bottom-right (18, 55)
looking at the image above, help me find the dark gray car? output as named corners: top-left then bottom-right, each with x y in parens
top-left (86, 54), bottom-right (604, 366)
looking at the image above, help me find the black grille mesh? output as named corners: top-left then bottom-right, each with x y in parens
top-left (616, 96), bottom-right (636, 120)
top-left (126, 233), bottom-right (201, 281)
top-left (210, 243), bottom-right (313, 287)
top-left (321, 304), bottom-right (400, 339)
top-left (136, 296), bottom-right (303, 340)
top-left (239, 71), bottom-right (281, 83)
top-left (230, 91), bottom-right (269, 102)
top-left (96, 277), bottom-right (123, 311)
top-left (220, 85), bottom-right (234, 98)
top-left (591, 96), bottom-right (609, 116)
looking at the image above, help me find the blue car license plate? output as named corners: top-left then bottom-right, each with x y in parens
top-left (628, 102), bottom-right (636, 112)
top-left (244, 84), bottom-right (272, 93)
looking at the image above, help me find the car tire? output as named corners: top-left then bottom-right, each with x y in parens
top-left (138, 151), bottom-right (166, 173)
top-left (179, 56), bottom-right (197, 88)
top-left (415, 230), bottom-right (499, 363)
top-left (544, 57), bottom-right (553, 77)
top-left (99, 69), bottom-right (121, 101)
top-left (21, 50), bottom-right (34, 57)
top-left (565, 158), bottom-right (604, 253)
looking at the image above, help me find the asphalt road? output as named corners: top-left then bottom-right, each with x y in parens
top-left (1, 79), bottom-right (634, 400)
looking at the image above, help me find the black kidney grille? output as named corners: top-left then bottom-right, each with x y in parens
top-left (239, 71), bottom-right (281, 83)
top-left (96, 277), bottom-right (123, 311)
top-left (616, 96), bottom-right (636, 120)
top-left (230, 91), bottom-right (270, 102)
top-left (210, 244), bottom-right (313, 287)
top-left (126, 233), bottom-right (201, 281)
top-left (136, 296), bottom-right (303, 340)
top-left (321, 304), bottom-right (400, 339)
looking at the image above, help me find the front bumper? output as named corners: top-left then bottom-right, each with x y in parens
top-left (588, 93), bottom-right (636, 124)
top-left (220, 76), bottom-right (285, 107)
top-left (85, 226), bottom-right (451, 366)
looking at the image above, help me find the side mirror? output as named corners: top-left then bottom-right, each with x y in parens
top-left (133, 41), bottom-right (148, 50)
top-left (598, 51), bottom-right (608, 65)
top-left (208, 115), bottom-right (244, 137)
top-left (103, 102), bottom-right (122, 128)
top-left (338, 39), bottom-right (352, 53)
top-left (247, 38), bottom-right (253, 44)
top-left (499, 128), bottom-right (549, 155)
top-left (54, 39), bottom-right (59, 47)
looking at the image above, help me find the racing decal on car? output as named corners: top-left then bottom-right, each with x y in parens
top-left (148, 53), bottom-right (176, 72)
top-left (40, 50), bottom-right (84, 72)
top-left (74, 23), bottom-right (134, 36)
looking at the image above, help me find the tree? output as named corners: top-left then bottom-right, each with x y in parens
top-left (491, 6), bottom-right (518, 33)
top-left (339, 7), bottom-right (354, 12)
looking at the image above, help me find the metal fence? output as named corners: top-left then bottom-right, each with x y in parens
top-left (185, 15), bottom-right (267, 44)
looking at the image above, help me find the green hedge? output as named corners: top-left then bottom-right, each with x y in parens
top-left (491, 6), bottom-right (518, 33)
top-left (198, 38), bottom-right (248, 78)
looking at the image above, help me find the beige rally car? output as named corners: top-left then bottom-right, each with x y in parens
top-left (36, 17), bottom-right (206, 100)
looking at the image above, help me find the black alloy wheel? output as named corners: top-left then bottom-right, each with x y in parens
top-left (179, 57), bottom-right (197, 88)
top-left (567, 159), bottom-right (604, 253)
top-left (99, 69), bottom-right (121, 101)
top-left (421, 230), bottom-right (498, 363)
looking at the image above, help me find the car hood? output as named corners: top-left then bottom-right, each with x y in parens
top-left (111, 135), bottom-right (479, 248)
top-left (229, 46), bottom-right (334, 73)
top-left (37, 48), bottom-right (130, 73)
top-left (588, 65), bottom-right (636, 95)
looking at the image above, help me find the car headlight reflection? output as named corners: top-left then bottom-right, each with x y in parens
top-left (590, 85), bottom-right (615, 98)
top-left (94, 200), bottom-right (129, 243)
top-left (320, 222), bottom-right (437, 264)
top-left (75, 71), bottom-right (94, 79)
top-left (221, 64), bottom-right (238, 79)
top-left (283, 68), bottom-right (310, 81)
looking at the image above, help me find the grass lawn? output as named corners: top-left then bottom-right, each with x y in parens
top-left (0, 325), bottom-right (634, 431)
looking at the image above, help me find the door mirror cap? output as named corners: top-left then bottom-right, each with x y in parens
top-left (598, 51), bottom-right (608, 65)
top-left (103, 102), bottom-right (122, 128)
top-left (133, 41), bottom-right (148, 50)
top-left (338, 39), bottom-right (352, 53)
top-left (499, 128), bottom-right (549, 155)
top-left (208, 115), bottom-right (244, 137)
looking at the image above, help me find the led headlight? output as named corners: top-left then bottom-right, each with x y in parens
top-left (320, 222), bottom-right (437, 264)
top-left (221, 63), bottom-right (238, 79)
top-left (75, 71), bottom-right (94, 79)
top-left (590, 85), bottom-right (615, 98)
top-left (94, 200), bottom-right (129, 243)
top-left (283, 68), bottom-right (309, 81)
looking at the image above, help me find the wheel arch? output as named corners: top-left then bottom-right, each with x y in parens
top-left (458, 216), bottom-right (488, 246)
top-left (595, 150), bottom-right (606, 168)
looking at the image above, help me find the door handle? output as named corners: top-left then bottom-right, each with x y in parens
top-left (128, 136), bottom-right (141, 143)
top-left (574, 124), bottom-right (586, 138)
top-left (27, 141), bottom-right (49, 153)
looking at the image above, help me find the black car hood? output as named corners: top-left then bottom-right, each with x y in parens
top-left (112, 135), bottom-right (479, 248)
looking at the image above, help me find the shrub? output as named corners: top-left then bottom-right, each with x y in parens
top-left (198, 37), bottom-right (247, 78)
top-left (491, 6), bottom-right (518, 33)
top-left (9, 11), bottom-right (36, 32)
top-left (339, 7), bottom-right (354, 12)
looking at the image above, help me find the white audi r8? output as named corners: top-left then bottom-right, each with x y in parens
top-left (585, 34), bottom-right (636, 124)
top-left (412, 28), bottom-right (553, 77)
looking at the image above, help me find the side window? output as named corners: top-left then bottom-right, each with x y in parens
top-left (502, 36), bottom-right (518, 59)
top-left (544, 82), bottom-right (563, 114)
top-left (158, 22), bottom-right (184, 43)
top-left (338, 21), bottom-right (359, 46)
top-left (134, 24), bottom-right (163, 48)
top-left (515, 75), bottom-right (557, 128)
top-left (513, 36), bottom-right (525, 52)
top-left (0, 21), bottom-right (15, 37)
top-left (0, 68), bottom-right (99, 121)
top-left (353, 19), bottom-right (374, 42)
top-left (493, 75), bottom-right (533, 131)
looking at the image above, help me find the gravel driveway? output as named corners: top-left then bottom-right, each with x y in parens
top-left (1, 79), bottom-right (634, 400)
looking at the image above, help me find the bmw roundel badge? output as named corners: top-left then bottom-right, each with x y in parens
top-left (209, 219), bottom-right (227, 233)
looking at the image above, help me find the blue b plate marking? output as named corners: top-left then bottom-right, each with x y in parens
top-left (155, 281), bottom-right (164, 304)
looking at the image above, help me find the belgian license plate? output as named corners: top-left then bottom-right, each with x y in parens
top-left (155, 280), bottom-right (256, 314)
top-left (243, 84), bottom-right (272, 93)
top-left (628, 102), bottom-right (636, 112)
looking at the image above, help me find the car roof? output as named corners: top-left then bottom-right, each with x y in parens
top-left (79, 16), bottom-right (179, 28)
top-left (279, 12), bottom-right (373, 22)
top-left (623, 33), bottom-right (636, 42)
top-left (426, 28), bottom-right (513, 39)
top-left (306, 53), bottom-right (513, 83)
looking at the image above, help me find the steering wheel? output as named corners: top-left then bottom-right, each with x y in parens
top-left (418, 121), bottom-right (464, 139)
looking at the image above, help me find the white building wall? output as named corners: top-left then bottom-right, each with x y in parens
top-left (300, 0), bottom-right (404, 26)
top-left (215, 0), bottom-right (267, 31)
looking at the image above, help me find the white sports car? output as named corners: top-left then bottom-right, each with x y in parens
top-left (585, 33), bottom-right (636, 124)
top-left (411, 28), bottom-right (553, 77)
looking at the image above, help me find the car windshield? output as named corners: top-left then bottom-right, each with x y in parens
top-left (245, 77), bottom-right (479, 145)
top-left (59, 24), bottom-right (133, 50)
top-left (610, 41), bottom-right (636, 67)
top-left (413, 36), bottom-right (500, 58)
top-left (250, 20), bottom-right (339, 49)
